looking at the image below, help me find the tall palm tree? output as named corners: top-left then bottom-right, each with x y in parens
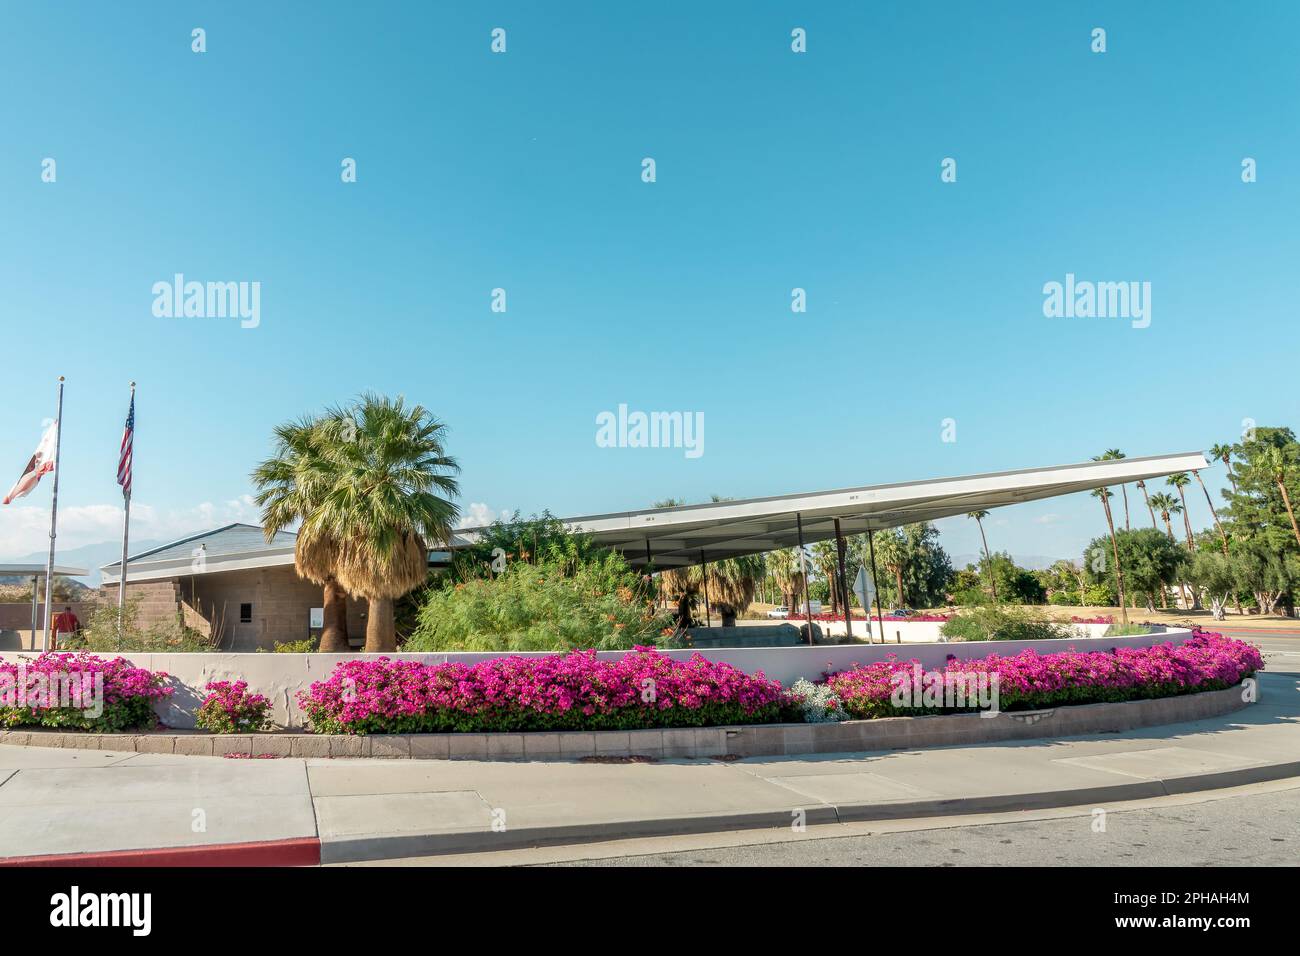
top-left (1147, 492), bottom-right (1181, 542)
top-left (873, 530), bottom-right (908, 610)
top-left (810, 539), bottom-right (842, 614)
top-left (1135, 479), bottom-right (1158, 529)
top-left (252, 416), bottom-right (353, 652)
top-left (767, 547), bottom-right (802, 610)
top-left (966, 510), bottom-right (998, 602)
top-left (1149, 492), bottom-right (1190, 609)
top-left (1192, 467), bottom-right (1230, 554)
top-left (1097, 450), bottom-right (1130, 529)
top-left (1165, 473), bottom-right (1197, 549)
top-left (307, 395), bottom-right (461, 652)
top-left (1091, 486), bottom-right (1129, 625)
top-left (1262, 446), bottom-right (1300, 550)
top-left (1208, 442), bottom-right (1237, 493)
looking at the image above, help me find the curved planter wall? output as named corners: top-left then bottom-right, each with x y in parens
top-left (0, 627), bottom-right (1190, 731)
top-left (0, 677), bottom-right (1251, 762)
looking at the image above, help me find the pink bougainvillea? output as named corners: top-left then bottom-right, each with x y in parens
top-left (297, 647), bottom-right (786, 735)
top-left (0, 651), bottom-right (172, 731)
top-left (824, 631), bottom-right (1263, 719)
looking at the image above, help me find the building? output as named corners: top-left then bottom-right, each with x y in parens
top-left (100, 451), bottom-right (1209, 650)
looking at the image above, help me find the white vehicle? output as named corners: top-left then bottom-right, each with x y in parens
top-left (766, 605), bottom-right (789, 619)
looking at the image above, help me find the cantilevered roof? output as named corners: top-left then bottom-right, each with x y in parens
top-left (540, 451), bottom-right (1209, 569)
top-left (0, 564), bottom-right (89, 577)
top-left (102, 451), bottom-right (1208, 582)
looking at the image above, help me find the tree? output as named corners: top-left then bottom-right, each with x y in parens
top-left (767, 547), bottom-right (803, 610)
top-left (873, 529), bottom-right (908, 608)
top-left (1084, 529), bottom-right (1185, 614)
top-left (1188, 551), bottom-right (1235, 621)
top-left (982, 552), bottom-right (1047, 604)
top-left (252, 416), bottom-right (353, 652)
top-left (1135, 479), bottom-right (1158, 529)
top-left (1262, 446), bottom-right (1300, 551)
top-left (1090, 486), bottom-right (1129, 624)
top-left (967, 510), bottom-right (998, 602)
top-left (1165, 473), bottom-right (1197, 549)
top-left (651, 497), bottom-right (767, 617)
top-left (1099, 449), bottom-right (1130, 529)
top-left (1191, 466), bottom-right (1231, 555)
top-left (305, 395), bottom-right (461, 652)
top-left (1208, 442), bottom-right (1237, 493)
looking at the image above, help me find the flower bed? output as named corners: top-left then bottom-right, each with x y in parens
top-left (297, 647), bottom-right (787, 735)
top-left (0, 652), bottom-right (173, 732)
top-left (824, 632), bottom-right (1262, 719)
top-left (1069, 615), bottom-right (1115, 624)
top-left (786, 612), bottom-right (950, 622)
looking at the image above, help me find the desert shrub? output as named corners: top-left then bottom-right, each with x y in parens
top-left (407, 554), bottom-right (674, 652)
top-left (60, 599), bottom-right (215, 653)
top-left (940, 604), bottom-right (1075, 642)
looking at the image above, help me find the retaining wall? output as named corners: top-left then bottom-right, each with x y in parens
top-left (0, 627), bottom-right (1191, 730)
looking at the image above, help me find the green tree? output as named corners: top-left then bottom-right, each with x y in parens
top-left (252, 416), bottom-right (353, 652)
top-left (1083, 528), bottom-right (1185, 614)
top-left (1090, 484), bottom-right (1129, 625)
top-left (1099, 449), bottom-right (1130, 529)
top-left (967, 510), bottom-right (998, 602)
top-left (305, 395), bottom-right (461, 651)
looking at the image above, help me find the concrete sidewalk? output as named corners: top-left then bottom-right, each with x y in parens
top-left (0, 671), bottom-right (1296, 865)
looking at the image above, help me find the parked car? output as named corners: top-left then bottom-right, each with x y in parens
top-left (887, 608), bottom-right (915, 618)
top-left (766, 605), bottom-right (789, 619)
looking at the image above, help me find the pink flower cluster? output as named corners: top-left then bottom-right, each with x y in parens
top-left (0, 651), bottom-right (172, 732)
top-left (297, 647), bottom-right (787, 735)
top-left (787, 613), bottom-right (950, 622)
top-left (196, 680), bottom-right (272, 734)
top-left (824, 632), bottom-right (1263, 719)
top-left (1070, 615), bottom-right (1115, 624)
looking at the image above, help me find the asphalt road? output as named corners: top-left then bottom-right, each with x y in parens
top-left (547, 784), bottom-right (1300, 867)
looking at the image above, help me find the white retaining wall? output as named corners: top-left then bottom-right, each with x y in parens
top-left (0, 627), bottom-right (1189, 730)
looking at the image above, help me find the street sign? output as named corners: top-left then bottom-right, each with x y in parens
top-left (853, 567), bottom-right (876, 610)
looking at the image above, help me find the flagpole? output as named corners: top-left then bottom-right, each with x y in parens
top-left (117, 381), bottom-right (135, 630)
top-left (42, 376), bottom-right (65, 652)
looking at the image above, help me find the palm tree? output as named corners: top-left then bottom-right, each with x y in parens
top-left (767, 547), bottom-right (803, 610)
top-left (1090, 486), bottom-right (1129, 625)
top-left (1165, 473), bottom-right (1197, 550)
top-left (810, 539), bottom-right (842, 614)
top-left (1192, 467), bottom-right (1231, 554)
top-left (1149, 492), bottom-right (1191, 608)
top-left (1208, 442), bottom-right (1237, 493)
top-left (873, 530), bottom-right (908, 610)
top-left (1262, 446), bottom-right (1300, 550)
top-left (1097, 450), bottom-right (1130, 529)
top-left (967, 510), bottom-right (998, 602)
top-left (1148, 492), bottom-right (1181, 542)
top-left (306, 394), bottom-right (461, 652)
top-left (252, 416), bottom-right (353, 653)
top-left (1135, 479), bottom-right (1158, 529)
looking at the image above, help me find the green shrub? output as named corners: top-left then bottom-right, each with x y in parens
top-left (407, 553), bottom-right (675, 652)
top-left (58, 599), bottom-right (215, 653)
top-left (272, 637), bottom-right (319, 653)
top-left (940, 604), bottom-right (1075, 642)
top-left (1101, 623), bottom-right (1152, 637)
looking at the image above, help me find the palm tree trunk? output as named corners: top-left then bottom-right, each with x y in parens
top-left (1175, 487), bottom-right (1202, 610)
top-left (893, 567), bottom-right (905, 608)
top-left (319, 578), bottom-right (351, 653)
top-left (1193, 471), bottom-right (1230, 555)
top-left (1120, 485), bottom-right (1130, 530)
top-left (1101, 495), bottom-right (1129, 626)
top-left (1140, 483), bottom-right (1157, 529)
top-left (1278, 480), bottom-right (1300, 550)
top-left (976, 518), bottom-right (998, 603)
top-left (363, 596), bottom-right (396, 652)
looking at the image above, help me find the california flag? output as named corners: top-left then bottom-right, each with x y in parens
top-left (3, 421), bottom-right (58, 504)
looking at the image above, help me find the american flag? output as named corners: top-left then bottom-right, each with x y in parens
top-left (117, 394), bottom-right (134, 497)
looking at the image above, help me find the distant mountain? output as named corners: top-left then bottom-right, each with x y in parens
top-left (3, 538), bottom-right (166, 587)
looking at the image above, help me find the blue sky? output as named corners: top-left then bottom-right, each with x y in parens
top-left (1, 1), bottom-right (1295, 568)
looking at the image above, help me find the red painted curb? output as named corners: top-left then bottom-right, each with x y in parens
top-left (0, 837), bottom-right (320, 868)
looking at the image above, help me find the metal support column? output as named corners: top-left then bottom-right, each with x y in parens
top-left (867, 529), bottom-right (886, 644)
top-left (700, 550), bottom-right (711, 627)
top-left (795, 513), bottom-right (814, 645)
top-left (834, 518), bottom-right (852, 641)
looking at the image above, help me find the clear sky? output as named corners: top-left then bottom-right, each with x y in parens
top-left (1, 2), bottom-right (1295, 568)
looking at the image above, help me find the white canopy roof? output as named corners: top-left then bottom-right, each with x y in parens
top-left (540, 451), bottom-right (1209, 568)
